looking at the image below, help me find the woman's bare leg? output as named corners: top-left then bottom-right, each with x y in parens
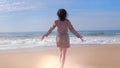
top-left (58, 47), bottom-right (67, 68)
top-left (61, 48), bottom-right (67, 68)
top-left (59, 47), bottom-right (62, 63)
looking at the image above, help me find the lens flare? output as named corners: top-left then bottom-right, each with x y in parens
top-left (36, 55), bottom-right (59, 68)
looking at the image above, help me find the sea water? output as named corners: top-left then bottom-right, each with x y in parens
top-left (0, 30), bottom-right (120, 52)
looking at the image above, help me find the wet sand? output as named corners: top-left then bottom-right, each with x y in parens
top-left (0, 44), bottom-right (120, 68)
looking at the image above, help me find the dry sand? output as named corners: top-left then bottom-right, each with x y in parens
top-left (0, 44), bottom-right (120, 68)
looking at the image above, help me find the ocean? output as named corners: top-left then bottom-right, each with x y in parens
top-left (0, 30), bottom-right (120, 52)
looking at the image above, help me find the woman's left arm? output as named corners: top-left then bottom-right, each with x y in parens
top-left (40, 21), bottom-right (56, 41)
top-left (44, 22), bottom-right (56, 37)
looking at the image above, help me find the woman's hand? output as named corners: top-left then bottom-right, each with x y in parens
top-left (40, 35), bottom-right (45, 41)
top-left (79, 36), bottom-right (84, 42)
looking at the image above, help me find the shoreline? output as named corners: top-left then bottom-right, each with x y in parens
top-left (0, 44), bottom-right (120, 53)
top-left (0, 44), bottom-right (120, 68)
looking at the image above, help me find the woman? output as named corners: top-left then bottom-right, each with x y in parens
top-left (40, 8), bottom-right (84, 68)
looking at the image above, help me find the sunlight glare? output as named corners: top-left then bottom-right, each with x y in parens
top-left (36, 55), bottom-right (59, 68)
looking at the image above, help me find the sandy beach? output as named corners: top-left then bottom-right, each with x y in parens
top-left (0, 44), bottom-right (120, 68)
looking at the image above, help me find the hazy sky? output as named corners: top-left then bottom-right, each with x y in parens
top-left (0, 0), bottom-right (120, 32)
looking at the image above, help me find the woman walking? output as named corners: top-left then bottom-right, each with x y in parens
top-left (40, 8), bottom-right (84, 68)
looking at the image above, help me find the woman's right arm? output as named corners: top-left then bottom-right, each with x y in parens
top-left (68, 21), bottom-right (84, 41)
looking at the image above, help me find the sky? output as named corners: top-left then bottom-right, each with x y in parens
top-left (0, 0), bottom-right (120, 32)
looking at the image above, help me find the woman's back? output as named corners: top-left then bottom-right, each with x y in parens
top-left (55, 20), bottom-right (69, 35)
top-left (40, 8), bottom-right (84, 68)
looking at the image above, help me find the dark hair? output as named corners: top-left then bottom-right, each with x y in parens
top-left (57, 9), bottom-right (67, 21)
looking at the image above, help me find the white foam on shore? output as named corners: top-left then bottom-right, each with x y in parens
top-left (0, 36), bottom-right (120, 52)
